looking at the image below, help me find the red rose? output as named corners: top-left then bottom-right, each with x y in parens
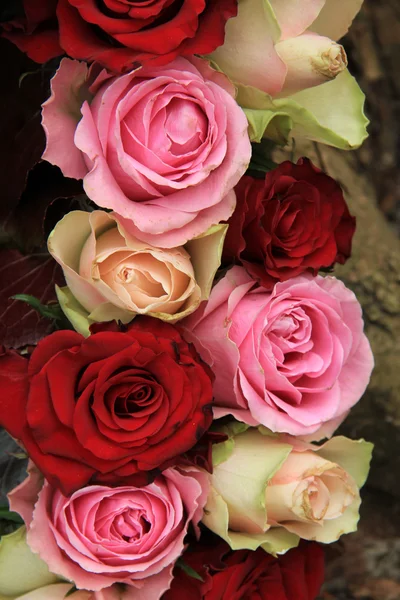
top-left (2, 0), bottom-right (237, 72)
top-left (223, 159), bottom-right (356, 289)
top-left (1, 0), bottom-right (62, 63)
top-left (164, 539), bottom-right (325, 600)
top-left (0, 318), bottom-right (213, 495)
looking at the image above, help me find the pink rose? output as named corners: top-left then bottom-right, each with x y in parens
top-left (41, 58), bottom-right (251, 248)
top-left (10, 465), bottom-right (209, 597)
top-left (183, 267), bottom-right (373, 437)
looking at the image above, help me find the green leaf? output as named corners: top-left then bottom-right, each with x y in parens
top-left (65, 586), bottom-right (79, 598)
top-left (7, 451), bottom-right (27, 460)
top-left (176, 559), bottom-right (204, 582)
top-left (0, 509), bottom-right (24, 524)
top-left (237, 70), bottom-right (369, 149)
top-left (11, 294), bottom-right (64, 321)
top-left (248, 139), bottom-right (278, 175)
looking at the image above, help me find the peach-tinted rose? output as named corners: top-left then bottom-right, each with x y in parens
top-left (202, 424), bottom-right (373, 554)
top-left (41, 57), bottom-right (251, 248)
top-left (48, 210), bottom-right (227, 335)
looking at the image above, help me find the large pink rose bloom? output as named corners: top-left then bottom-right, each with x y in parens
top-left (183, 267), bottom-right (373, 437)
top-left (41, 58), bottom-right (251, 248)
top-left (10, 465), bottom-right (208, 598)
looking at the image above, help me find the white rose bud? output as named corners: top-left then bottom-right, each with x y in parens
top-left (276, 32), bottom-right (348, 96)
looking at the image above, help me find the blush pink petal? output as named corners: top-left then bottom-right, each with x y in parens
top-left (8, 461), bottom-right (43, 528)
top-left (42, 59), bottom-right (91, 179)
top-left (269, 0), bottom-right (326, 40)
top-left (121, 566), bottom-right (174, 600)
top-left (337, 334), bottom-right (374, 411)
top-left (116, 189), bottom-right (236, 248)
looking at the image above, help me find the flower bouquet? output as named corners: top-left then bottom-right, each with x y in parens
top-left (0, 1), bottom-right (374, 598)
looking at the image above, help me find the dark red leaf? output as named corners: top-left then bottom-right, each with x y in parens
top-left (0, 249), bottom-right (64, 348)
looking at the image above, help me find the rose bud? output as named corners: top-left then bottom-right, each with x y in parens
top-left (209, 0), bottom-right (359, 97)
top-left (276, 33), bottom-right (348, 96)
top-left (202, 424), bottom-right (373, 555)
top-left (48, 210), bottom-right (227, 335)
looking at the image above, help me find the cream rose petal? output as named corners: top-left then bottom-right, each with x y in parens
top-left (0, 527), bottom-right (60, 597)
top-left (209, 0), bottom-right (287, 95)
top-left (185, 224), bottom-right (228, 300)
top-left (15, 585), bottom-right (91, 600)
top-left (317, 436), bottom-right (373, 487)
top-left (268, 0), bottom-right (325, 40)
top-left (48, 211), bottom-right (107, 313)
top-left (310, 0), bottom-right (364, 41)
top-left (282, 495), bottom-right (362, 543)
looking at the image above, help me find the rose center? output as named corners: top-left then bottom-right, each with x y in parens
top-left (165, 98), bottom-right (208, 154)
top-left (114, 382), bottom-right (154, 416)
top-left (302, 477), bottom-right (330, 521)
top-left (112, 510), bottom-right (151, 543)
top-left (270, 315), bottom-right (298, 338)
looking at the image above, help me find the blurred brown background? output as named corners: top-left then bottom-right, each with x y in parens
top-left (313, 1), bottom-right (400, 598)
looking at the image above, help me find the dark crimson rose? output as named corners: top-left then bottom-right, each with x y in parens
top-left (223, 158), bottom-right (356, 289)
top-left (163, 539), bottom-right (325, 600)
top-left (0, 317), bottom-right (213, 495)
top-left (2, 0), bottom-right (238, 72)
top-left (1, 0), bottom-right (62, 63)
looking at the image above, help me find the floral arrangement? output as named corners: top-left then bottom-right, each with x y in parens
top-left (0, 1), bottom-right (374, 598)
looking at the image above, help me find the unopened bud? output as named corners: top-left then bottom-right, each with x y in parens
top-left (276, 33), bottom-right (348, 96)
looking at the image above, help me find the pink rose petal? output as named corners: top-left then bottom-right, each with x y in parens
top-left (182, 267), bottom-right (373, 437)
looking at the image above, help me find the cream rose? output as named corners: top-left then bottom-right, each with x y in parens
top-left (202, 424), bottom-right (372, 555)
top-left (48, 210), bottom-right (227, 335)
top-left (0, 527), bottom-right (60, 598)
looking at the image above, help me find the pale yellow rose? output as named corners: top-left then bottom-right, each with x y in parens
top-left (202, 424), bottom-right (372, 555)
top-left (0, 527), bottom-right (61, 598)
top-left (48, 210), bottom-right (227, 335)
